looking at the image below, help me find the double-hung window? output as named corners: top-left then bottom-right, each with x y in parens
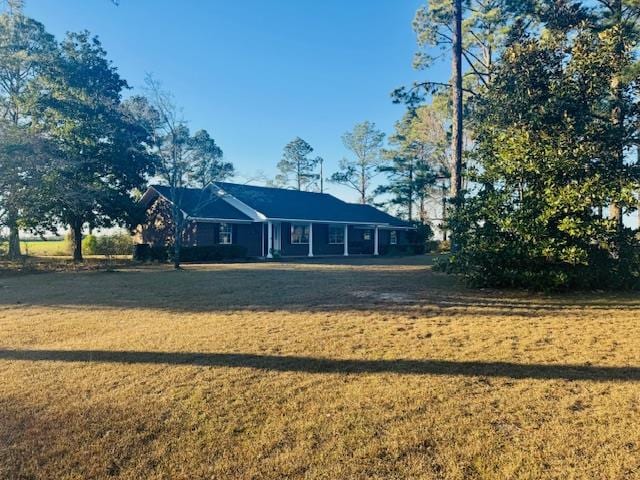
top-left (363, 230), bottom-right (372, 241)
top-left (290, 224), bottom-right (310, 244)
top-left (328, 225), bottom-right (344, 244)
top-left (219, 223), bottom-right (232, 244)
top-left (390, 230), bottom-right (398, 245)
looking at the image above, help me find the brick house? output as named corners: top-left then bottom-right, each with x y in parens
top-left (136, 182), bottom-right (415, 258)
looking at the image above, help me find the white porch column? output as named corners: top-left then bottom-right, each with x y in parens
top-left (267, 221), bottom-right (273, 258)
top-left (343, 224), bottom-right (349, 256)
top-left (308, 223), bottom-right (314, 257)
top-left (374, 225), bottom-right (379, 256)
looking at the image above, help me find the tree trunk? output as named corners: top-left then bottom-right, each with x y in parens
top-left (70, 219), bottom-right (83, 263)
top-left (6, 210), bottom-right (21, 260)
top-left (450, 0), bottom-right (464, 250)
top-left (442, 184), bottom-right (448, 242)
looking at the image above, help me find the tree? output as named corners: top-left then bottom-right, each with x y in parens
top-left (443, 10), bottom-right (640, 290)
top-left (190, 129), bottom-right (232, 188)
top-left (330, 121), bottom-right (385, 204)
top-left (377, 107), bottom-right (443, 223)
top-left (32, 32), bottom-right (154, 262)
top-left (134, 76), bottom-right (230, 269)
top-left (276, 137), bottom-right (319, 191)
top-left (0, 4), bottom-right (55, 258)
top-left (451, 0), bottom-right (463, 226)
top-left (395, 0), bottom-right (524, 250)
top-left (591, 0), bottom-right (640, 230)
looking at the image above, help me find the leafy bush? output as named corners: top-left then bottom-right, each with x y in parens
top-left (380, 243), bottom-right (426, 256)
top-left (82, 235), bottom-right (98, 255)
top-left (436, 215), bottom-right (640, 291)
top-left (134, 244), bottom-right (248, 262)
top-left (177, 245), bottom-right (248, 262)
top-left (95, 233), bottom-right (132, 256)
top-left (133, 244), bottom-right (168, 262)
top-left (424, 240), bottom-right (440, 253)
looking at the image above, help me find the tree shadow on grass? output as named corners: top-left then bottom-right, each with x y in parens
top-left (1, 349), bottom-right (638, 382)
top-left (0, 265), bottom-right (638, 316)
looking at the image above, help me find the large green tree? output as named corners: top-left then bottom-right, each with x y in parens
top-left (33, 32), bottom-right (154, 262)
top-left (444, 8), bottom-right (640, 289)
top-left (330, 121), bottom-right (385, 204)
top-left (0, 4), bottom-right (55, 258)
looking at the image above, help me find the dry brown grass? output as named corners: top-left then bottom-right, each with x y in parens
top-left (0, 256), bottom-right (639, 479)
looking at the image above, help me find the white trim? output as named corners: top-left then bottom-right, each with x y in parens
top-left (212, 185), bottom-right (267, 221)
top-left (374, 226), bottom-right (379, 256)
top-left (308, 223), bottom-right (313, 257)
top-left (189, 217), bottom-right (253, 224)
top-left (267, 221), bottom-right (273, 258)
top-left (262, 218), bottom-right (414, 230)
top-left (266, 217), bottom-right (387, 226)
top-left (343, 224), bottom-right (349, 256)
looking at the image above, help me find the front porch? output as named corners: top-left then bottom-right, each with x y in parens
top-left (263, 221), bottom-right (406, 259)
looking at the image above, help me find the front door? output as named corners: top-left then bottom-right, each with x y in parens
top-left (273, 223), bottom-right (282, 252)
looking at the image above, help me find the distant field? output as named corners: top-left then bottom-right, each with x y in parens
top-left (0, 257), bottom-right (639, 479)
top-left (0, 239), bottom-right (68, 257)
top-left (19, 240), bottom-right (67, 256)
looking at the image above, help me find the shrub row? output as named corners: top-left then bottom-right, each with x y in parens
top-left (133, 244), bottom-right (248, 262)
top-left (380, 243), bottom-right (426, 256)
top-left (82, 233), bottom-right (132, 256)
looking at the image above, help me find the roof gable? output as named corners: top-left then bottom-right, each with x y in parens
top-left (149, 185), bottom-right (252, 221)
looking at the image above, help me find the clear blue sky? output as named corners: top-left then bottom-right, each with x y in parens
top-left (26, 0), bottom-right (448, 202)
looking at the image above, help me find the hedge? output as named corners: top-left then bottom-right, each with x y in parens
top-left (380, 243), bottom-right (426, 256)
top-left (133, 244), bottom-right (248, 262)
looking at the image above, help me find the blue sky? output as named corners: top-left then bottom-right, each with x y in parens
top-left (27, 0), bottom-right (448, 202)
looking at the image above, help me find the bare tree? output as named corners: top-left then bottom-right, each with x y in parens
top-left (330, 121), bottom-right (385, 204)
top-left (126, 75), bottom-right (230, 269)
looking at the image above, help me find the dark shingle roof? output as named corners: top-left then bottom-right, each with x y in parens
top-left (151, 185), bottom-right (252, 221)
top-left (215, 182), bottom-right (411, 227)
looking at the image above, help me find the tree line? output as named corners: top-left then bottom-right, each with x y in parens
top-left (0, 4), bottom-right (232, 262)
top-left (397, 0), bottom-right (640, 289)
top-left (275, 115), bottom-right (449, 229)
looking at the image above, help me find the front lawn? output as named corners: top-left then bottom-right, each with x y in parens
top-left (0, 257), bottom-right (638, 479)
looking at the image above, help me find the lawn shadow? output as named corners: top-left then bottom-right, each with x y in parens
top-left (0, 349), bottom-right (638, 382)
top-left (0, 260), bottom-right (638, 316)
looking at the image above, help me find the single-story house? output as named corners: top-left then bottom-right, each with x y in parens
top-left (136, 182), bottom-right (415, 258)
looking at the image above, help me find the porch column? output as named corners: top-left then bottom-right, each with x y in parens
top-left (267, 221), bottom-right (273, 258)
top-left (374, 225), bottom-right (379, 256)
top-left (308, 223), bottom-right (313, 257)
top-left (343, 224), bottom-right (349, 256)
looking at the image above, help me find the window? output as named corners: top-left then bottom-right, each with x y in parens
top-left (219, 223), bottom-right (232, 244)
top-left (363, 230), bottom-right (372, 241)
top-left (390, 230), bottom-right (398, 245)
top-left (328, 225), bottom-right (344, 244)
top-left (290, 224), bottom-right (310, 244)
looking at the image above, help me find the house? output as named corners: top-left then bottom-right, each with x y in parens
top-left (136, 182), bottom-right (415, 258)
